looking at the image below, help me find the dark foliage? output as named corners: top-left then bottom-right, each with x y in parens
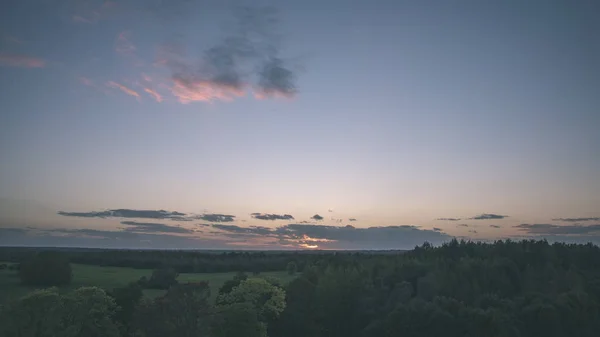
top-left (286, 261), bottom-right (297, 275)
top-left (0, 247), bottom-right (344, 273)
top-left (132, 282), bottom-right (212, 337)
top-left (107, 282), bottom-right (143, 335)
top-left (218, 271), bottom-right (248, 296)
top-left (18, 251), bottom-right (72, 286)
top-left (4, 240), bottom-right (600, 336)
top-left (146, 268), bottom-right (179, 290)
top-left (271, 239), bottom-right (600, 337)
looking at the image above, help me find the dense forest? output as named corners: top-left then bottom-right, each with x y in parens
top-left (2, 239), bottom-right (600, 336)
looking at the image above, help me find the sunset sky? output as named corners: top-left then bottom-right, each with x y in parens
top-left (1, 0), bottom-right (599, 250)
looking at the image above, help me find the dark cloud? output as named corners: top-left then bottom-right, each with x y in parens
top-left (433, 227), bottom-right (442, 232)
top-left (277, 224), bottom-right (448, 250)
top-left (120, 221), bottom-right (194, 234)
top-left (251, 213), bottom-right (294, 221)
top-left (468, 230), bottom-right (478, 234)
top-left (311, 214), bottom-right (324, 221)
top-left (256, 57), bottom-right (296, 97)
top-left (212, 224), bottom-right (273, 237)
top-left (348, 218), bottom-right (357, 222)
top-left (458, 224), bottom-right (469, 227)
top-left (469, 214), bottom-right (508, 220)
top-left (490, 225), bottom-right (501, 228)
top-left (515, 223), bottom-right (600, 235)
top-left (552, 217), bottom-right (600, 222)
top-left (436, 218), bottom-right (461, 221)
top-left (159, 5), bottom-right (300, 102)
top-left (0, 227), bottom-right (225, 249)
top-left (197, 213), bottom-right (235, 222)
top-left (58, 209), bottom-right (186, 220)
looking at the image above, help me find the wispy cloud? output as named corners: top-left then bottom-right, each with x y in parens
top-left (144, 87), bottom-right (163, 102)
top-left (197, 213), bottom-right (236, 222)
top-left (469, 214), bottom-right (508, 220)
top-left (106, 81), bottom-right (140, 100)
top-left (79, 76), bottom-right (94, 86)
top-left (0, 53), bottom-right (45, 68)
top-left (211, 223), bottom-right (450, 250)
top-left (120, 221), bottom-right (193, 234)
top-left (58, 209), bottom-right (186, 220)
top-left (251, 213), bottom-right (294, 221)
top-left (515, 223), bottom-right (600, 235)
top-left (552, 217), bottom-right (600, 222)
top-left (115, 31), bottom-right (136, 55)
top-left (171, 75), bottom-right (245, 103)
top-left (349, 218), bottom-right (357, 221)
top-left (73, 15), bottom-right (95, 23)
top-left (490, 225), bottom-right (501, 228)
top-left (436, 217), bottom-right (461, 221)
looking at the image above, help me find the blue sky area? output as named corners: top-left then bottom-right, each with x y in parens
top-left (0, 0), bottom-right (598, 249)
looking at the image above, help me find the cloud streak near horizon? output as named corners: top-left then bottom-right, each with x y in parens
top-left (0, 221), bottom-right (451, 250)
top-left (0, 53), bottom-right (45, 68)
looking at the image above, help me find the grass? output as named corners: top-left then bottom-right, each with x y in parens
top-left (0, 262), bottom-right (294, 304)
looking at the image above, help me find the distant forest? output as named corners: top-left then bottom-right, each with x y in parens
top-left (2, 239), bottom-right (600, 336)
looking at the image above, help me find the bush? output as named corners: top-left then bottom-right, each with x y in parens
top-left (0, 264), bottom-right (7, 270)
top-left (146, 268), bottom-right (178, 290)
top-left (19, 251), bottom-right (72, 286)
top-left (287, 261), bottom-right (297, 275)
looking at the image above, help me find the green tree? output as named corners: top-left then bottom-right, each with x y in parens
top-left (0, 287), bottom-right (119, 337)
top-left (211, 302), bottom-right (267, 337)
top-left (287, 261), bottom-right (297, 275)
top-left (108, 282), bottom-right (143, 334)
top-left (217, 278), bottom-right (286, 322)
top-left (0, 288), bottom-right (65, 337)
top-left (218, 271), bottom-right (248, 296)
top-left (132, 282), bottom-right (212, 337)
top-left (146, 268), bottom-right (178, 289)
top-left (61, 287), bottom-right (120, 337)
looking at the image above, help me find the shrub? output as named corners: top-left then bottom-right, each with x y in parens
top-left (146, 268), bottom-right (178, 290)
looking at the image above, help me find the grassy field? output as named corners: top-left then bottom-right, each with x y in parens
top-left (0, 262), bottom-right (294, 304)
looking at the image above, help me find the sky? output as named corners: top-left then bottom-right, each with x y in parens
top-left (0, 0), bottom-right (599, 250)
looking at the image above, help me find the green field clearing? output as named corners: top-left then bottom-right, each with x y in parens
top-left (0, 262), bottom-right (294, 304)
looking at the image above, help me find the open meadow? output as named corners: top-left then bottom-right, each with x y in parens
top-left (0, 262), bottom-right (294, 304)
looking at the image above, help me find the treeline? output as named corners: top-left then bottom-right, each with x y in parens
top-left (271, 239), bottom-right (600, 337)
top-left (0, 247), bottom-right (340, 273)
top-left (3, 239), bottom-right (600, 336)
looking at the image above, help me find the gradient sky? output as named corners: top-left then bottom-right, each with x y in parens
top-left (1, 0), bottom-right (599, 250)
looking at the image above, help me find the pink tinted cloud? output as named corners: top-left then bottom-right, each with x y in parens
top-left (253, 88), bottom-right (296, 100)
top-left (0, 53), bottom-right (45, 68)
top-left (106, 81), bottom-right (141, 100)
top-left (171, 77), bottom-right (246, 104)
top-left (115, 31), bottom-right (136, 55)
top-left (79, 76), bottom-right (94, 86)
top-left (144, 88), bottom-right (163, 102)
top-left (73, 15), bottom-right (95, 23)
